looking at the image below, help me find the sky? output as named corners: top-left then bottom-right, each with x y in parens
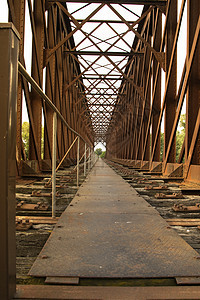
top-left (0, 0), bottom-right (187, 152)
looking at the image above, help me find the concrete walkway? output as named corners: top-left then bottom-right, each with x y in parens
top-left (30, 159), bottom-right (200, 278)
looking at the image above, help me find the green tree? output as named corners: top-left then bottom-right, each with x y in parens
top-left (22, 122), bottom-right (45, 159)
top-left (41, 126), bottom-right (44, 159)
top-left (95, 148), bottom-right (103, 156)
top-left (160, 132), bottom-right (164, 161)
top-left (179, 114), bottom-right (186, 129)
top-left (100, 151), bottom-right (106, 158)
top-left (176, 114), bottom-right (185, 162)
top-left (22, 122), bottom-right (29, 158)
top-left (160, 115), bottom-right (185, 162)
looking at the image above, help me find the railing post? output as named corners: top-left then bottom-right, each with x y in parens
top-left (92, 151), bottom-right (94, 167)
top-left (84, 143), bottom-right (87, 176)
top-left (52, 112), bottom-right (57, 218)
top-left (88, 148), bottom-right (91, 171)
top-left (0, 23), bottom-right (20, 300)
top-left (90, 149), bottom-right (93, 169)
top-left (77, 137), bottom-right (80, 187)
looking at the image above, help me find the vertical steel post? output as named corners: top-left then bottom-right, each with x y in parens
top-left (91, 151), bottom-right (93, 167)
top-left (13, 0), bottom-right (26, 164)
top-left (29, 0), bottom-right (44, 161)
top-left (52, 112), bottom-right (57, 218)
top-left (164, 0), bottom-right (177, 162)
top-left (90, 150), bottom-right (92, 167)
top-left (84, 143), bottom-right (87, 176)
top-left (88, 148), bottom-right (91, 171)
top-left (44, 8), bottom-right (55, 160)
top-left (0, 23), bottom-right (19, 300)
top-left (152, 9), bottom-right (162, 161)
top-left (186, 0), bottom-right (200, 165)
top-left (77, 137), bottom-right (80, 187)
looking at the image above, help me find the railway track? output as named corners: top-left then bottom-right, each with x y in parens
top-left (16, 157), bottom-right (200, 286)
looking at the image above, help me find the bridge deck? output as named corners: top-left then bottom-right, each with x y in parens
top-left (29, 159), bottom-right (200, 279)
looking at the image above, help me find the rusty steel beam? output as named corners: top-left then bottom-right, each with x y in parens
top-left (163, 0), bottom-right (177, 163)
top-left (29, 0), bottom-right (44, 160)
top-left (150, 0), bottom-right (185, 164)
top-left (12, 0), bottom-right (25, 165)
top-left (4, 0), bottom-right (200, 182)
top-left (0, 23), bottom-right (19, 300)
top-left (65, 50), bottom-right (144, 56)
top-left (48, 0), bottom-right (167, 4)
top-left (186, 0), bottom-right (200, 165)
top-left (152, 8), bottom-right (162, 162)
top-left (44, 6), bottom-right (55, 160)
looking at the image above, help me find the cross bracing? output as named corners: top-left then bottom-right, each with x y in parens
top-left (1, 0), bottom-right (199, 179)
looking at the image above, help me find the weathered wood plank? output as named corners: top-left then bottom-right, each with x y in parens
top-left (15, 285), bottom-right (200, 300)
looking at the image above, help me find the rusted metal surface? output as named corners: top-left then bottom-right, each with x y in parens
top-left (144, 185), bottom-right (168, 190)
top-left (16, 201), bottom-right (49, 211)
top-left (167, 219), bottom-right (200, 226)
top-left (186, 0), bottom-right (200, 166)
top-left (16, 219), bottom-right (33, 231)
top-left (31, 190), bottom-right (60, 197)
top-left (173, 203), bottom-right (200, 213)
top-left (3, 0), bottom-right (200, 184)
top-left (16, 216), bottom-right (59, 225)
top-left (1, 0), bottom-right (200, 297)
top-left (29, 160), bottom-right (200, 279)
top-left (155, 192), bottom-right (184, 199)
top-left (164, 0), bottom-right (177, 163)
top-left (3, 0), bottom-right (199, 178)
top-left (0, 23), bottom-right (19, 300)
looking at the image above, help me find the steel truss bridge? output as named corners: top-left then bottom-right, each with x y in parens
top-left (0, 0), bottom-right (200, 299)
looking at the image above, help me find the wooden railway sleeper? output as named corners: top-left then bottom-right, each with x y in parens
top-left (173, 203), bottom-right (200, 212)
top-left (31, 190), bottom-right (60, 197)
top-left (44, 182), bottom-right (67, 188)
top-left (16, 201), bottom-right (49, 211)
top-left (16, 219), bottom-right (33, 231)
top-left (155, 192), bottom-right (184, 199)
top-left (145, 185), bottom-right (168, 190)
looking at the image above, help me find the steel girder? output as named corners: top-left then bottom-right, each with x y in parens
top-left (3, 0), bottom-right (200, 180)
top-left (105, 0), bottom-right (200, 182)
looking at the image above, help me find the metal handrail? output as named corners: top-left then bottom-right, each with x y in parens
top-left (18, 61), bottom-right (92, 149)
top-left (18, 61), bottom-right (97, 218)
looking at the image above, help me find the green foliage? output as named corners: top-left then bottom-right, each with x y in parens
top-left (160, 132), bottom-right (164, 161)
top-left (22, 122), bottom-right (45, 159)
top-left (95, 148), bottom-right (103, 156)
top-left (22, 122), bottom-right (29, 158)
top-left (179, 114), bottom-right (186, 129)
top-left (100, 151), bottom-right (106, 158)
top-left (176, 131), bottom-right (184, 161)
top-left (160, 114), bottom-right (185, 162)
top-left (41, 126), bottom-right (44, 159)
top-left (176, 114), bottom-right (185, 162)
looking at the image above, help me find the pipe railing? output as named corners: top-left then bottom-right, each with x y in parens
top-left (18, 62), bottom-right (91, 146)
top-left (18, 61), bottom-right (97, 217)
